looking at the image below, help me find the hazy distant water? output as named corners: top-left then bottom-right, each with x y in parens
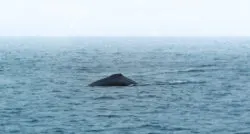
top-left (0, 37), bottom-right (250, 134)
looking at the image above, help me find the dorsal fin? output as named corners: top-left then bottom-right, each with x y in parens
top-left (110, 73), bottom-right (123, 77)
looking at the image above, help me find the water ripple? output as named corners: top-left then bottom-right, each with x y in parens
top-left (1, 37), bottom-right (250, 133)
top-left (94, 96), bottom-right (117, 100)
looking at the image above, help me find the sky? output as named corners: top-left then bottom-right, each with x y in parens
top-left (0, 0), bottom-right (250, 36)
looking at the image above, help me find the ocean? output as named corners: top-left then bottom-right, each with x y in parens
top-left (0, 37), bottom-right (250, 134)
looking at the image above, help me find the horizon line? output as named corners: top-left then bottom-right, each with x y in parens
top-left (0, 35), bottom-right (250, 38)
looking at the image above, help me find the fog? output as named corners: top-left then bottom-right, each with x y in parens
top-left (1, 0), bottom-right (250, 36)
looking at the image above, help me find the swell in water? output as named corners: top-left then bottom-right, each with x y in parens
top-left (1, 37), bottom-right (250, 133)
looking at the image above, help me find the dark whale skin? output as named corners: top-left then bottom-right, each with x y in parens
top-left (89, 73), bottom-right (137, 87)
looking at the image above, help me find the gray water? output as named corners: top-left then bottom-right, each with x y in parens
top-left (0, 37), bottom-right (250, 134)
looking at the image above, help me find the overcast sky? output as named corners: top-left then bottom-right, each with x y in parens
top-left (0, 0), bottom-right (250, 36)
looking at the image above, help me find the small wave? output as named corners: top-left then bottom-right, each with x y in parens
top-left (51, 89), bottom-right (61, 93)
top-left (68, 102), bottom-right (81, 106)
top-left (138, 94), bottom-right (160, 99)
top-left (197, 64), bottom-right (216, 67)
top-left (168, 127), bottom-right (191, 131)
top-left (94, 96), bottom-right (116, 100)
top-left (137, 80), bottom-right (205, 86)
top-left (8, 130), bottom-right (21, 133)
top-left (25, 118), bottom-right (39, 123)
top-left (76, 67), bottom-right (88, 71)
top-left (154, 69), bottom-right (206, 74)
top-left (141, 68), bottom-right (206, 76)
top-left (85, 129), bottom-right (104, 133)
top-left (136, 83), bottom-right (152, 86)
top-left (117, 94), bottom-right (133, 99)
top-left (134, 68), bottom-right (206, 77)
top-left (168, 80), bottom-right (206, 85)
top-left (235, 132), bottom-right (250, 134)
top-left (137, 124), bottom-right (168, 130)
top-left (49, 79), bottom-right (67, 85)
top-left (46, 128), bottom-right (67, 133)
top-left (84, 124), bottom-right (190, 133)
top-left (178, 69), bottom-right (205, 73)
top-left (96, 114), bottom-right (121, 118)
top-left (138, 124), bottom-right (191, 132)
top-left (4, 107), bottom-right (23, 114)
top-left (55, 95), bottom-right (71, 99)
top-left (85, 124), bottom-right (159, 133)
top-left (39, 115), bottom-right (55, 119)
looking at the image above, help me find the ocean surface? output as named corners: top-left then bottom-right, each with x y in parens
top-left (0, 37), bottom-right (250, 134)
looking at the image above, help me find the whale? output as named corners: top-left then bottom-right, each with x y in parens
top-left (89, 73), bottom-right (137, 87)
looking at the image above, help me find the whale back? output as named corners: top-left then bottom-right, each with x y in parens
top-left (89, 73), bottom-right (137, 87)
